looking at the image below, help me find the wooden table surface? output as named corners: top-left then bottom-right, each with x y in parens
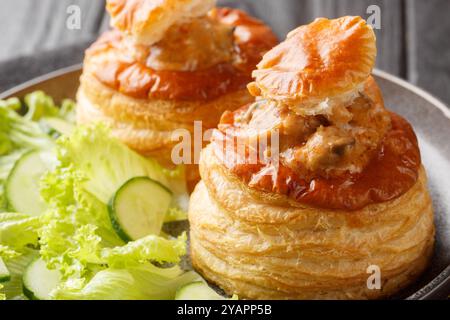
top-left (0, 0), bottom-right (449, 106)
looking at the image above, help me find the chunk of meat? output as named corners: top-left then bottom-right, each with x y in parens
top-left (290, 126), bottom-right (356, 172)
top-left (217, 78), bottom-right (392, 178)
top-left (280, 90), bottom-right (391, 176)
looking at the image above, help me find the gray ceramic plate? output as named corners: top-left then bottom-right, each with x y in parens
top-left (1, 65), bottom-right (449, 300)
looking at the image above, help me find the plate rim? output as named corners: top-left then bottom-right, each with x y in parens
top-left (0, 65), bottom-right (449, 300)
top-left (1, 66), bottom-right (448, 121)
top-left (0, 63), bottom-right (83, 100)
top-left (373, 69), bottom-right (450, 120)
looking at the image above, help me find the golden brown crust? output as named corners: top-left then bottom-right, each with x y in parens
top-left (78, 6), bottom-right (277, 187)
top-left (188, 15), bottom-right (434, 300)
top-left (189, 145), bottom-right (435, 299)
top-left (249, 16), bottom-right (376, 106)
top-left (106, 0), bottom-right (216, 45)
top-left (84, 8), bottom-right (277, 101)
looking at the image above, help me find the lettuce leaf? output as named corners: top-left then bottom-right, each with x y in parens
top-left (37, 124), bottom-right (192, 299)
top-left (0, 213), bottom-right (40, 299)
top-left (0, 213), bottom-right (40, 254)
top-left (101, 233), bottom-right (187, 268)
top-left (55, 124), bottom-right (187, 206)
top-left (0, 97), bottom-right (55, 211)
top-left (24, 91), bottom-right (59, 121)
top-left (39, 169), bottom-right (191, 299)
top-left (39, 165), bottom-right (123, 278)
top-left (0, 96), bottom-right (193, 300)
top-left (0, 101), bottom-right (53, 153)
top-left (0, 245), bottom-right (20, 260)
top-left (0, 99), bottom-right (47, 296)
top-left (58, 99), bottom-right (77, 124)
top-left (23, 91), bottom-right (76, 122)
top-left (0, 98), bottom-right (21, 111)
top-left (51, 265), bottom-right (200, 300)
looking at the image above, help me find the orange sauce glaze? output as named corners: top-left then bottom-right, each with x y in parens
top-left (86, 8), bottom-right (278, 101)
top-left (213, 112), bottom-right (421, 211)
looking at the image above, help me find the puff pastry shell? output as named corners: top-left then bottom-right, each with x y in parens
top-left (189, 146), bottom-right (435, 299)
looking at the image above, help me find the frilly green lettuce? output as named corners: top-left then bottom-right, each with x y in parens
top-left (36, 124), bottom-right (192, 299)
top-left (0, 98), bottom-right (21, 111)
top-left (0, 248), bottom-right (38, 300)
top-left (0, 213), bottom-right (40, 255)
top-left (102, 233), bottom-right (187, 269)
top-left (0, 212), bottom-right (41, 299)
top-left (0, 100), bottom-right (53, 154)
top-left (0, 212), bottom-right (41, 300)
top-left (23, 91), bottom-right (76, 123)
top-left (55, 124), bottom-right (187, 205)
top-left (24, 91), bottom-right (59, 121)
top-left (0, 96), bottom-right (193, 300)
top-left (52, 265), bottom-right (200, 300)
top-left (0, 95), bottom-right (57, 211)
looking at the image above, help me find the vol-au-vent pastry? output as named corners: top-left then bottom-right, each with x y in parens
top-left (189, 16), bottom-right (435, 299)
top-left (76, 0), bottom-right (278, 189)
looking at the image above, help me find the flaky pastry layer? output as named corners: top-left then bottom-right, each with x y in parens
top-left (107, 0), bottom-right (216, 45)
top-left (249, 16), bottom-right (376, 108)
top-left (189, 145), bottom-right (435, 299)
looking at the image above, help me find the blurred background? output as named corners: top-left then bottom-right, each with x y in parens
top-left (0, 0), bottom-right (449, 105)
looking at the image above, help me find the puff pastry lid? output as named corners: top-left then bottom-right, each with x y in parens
top-left (249, 16), bottom-right (377, 106)
top-left (107, 0), bottom-right (216, 45)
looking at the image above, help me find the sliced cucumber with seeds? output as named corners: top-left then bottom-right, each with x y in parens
top-left (22, 258), bottom-right (61, 300)
top-left (0, 257), bottom-right (11, 282)
top-left (175, 281), bottom-right (238, 300)
top-left (5, 150), bottom-right (50, 216)
top-left (108, 177), bottom-right (172, 242)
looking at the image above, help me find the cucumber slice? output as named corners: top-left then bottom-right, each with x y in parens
top-left (0, 257), bottom-right (11, 282)
top-left (5, 150), bottom-right (50, 216)
top-left (22, 258), bottom-right (61, 300)
top-left (2, 249), bottom-right (39, 300)
top-left (175, 281), bottom-right (237, 300)
top-left (108, 177), bottom-right (172, 242)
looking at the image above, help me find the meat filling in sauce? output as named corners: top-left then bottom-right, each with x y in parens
top-left (212, 79), bottom-right (421, 210)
